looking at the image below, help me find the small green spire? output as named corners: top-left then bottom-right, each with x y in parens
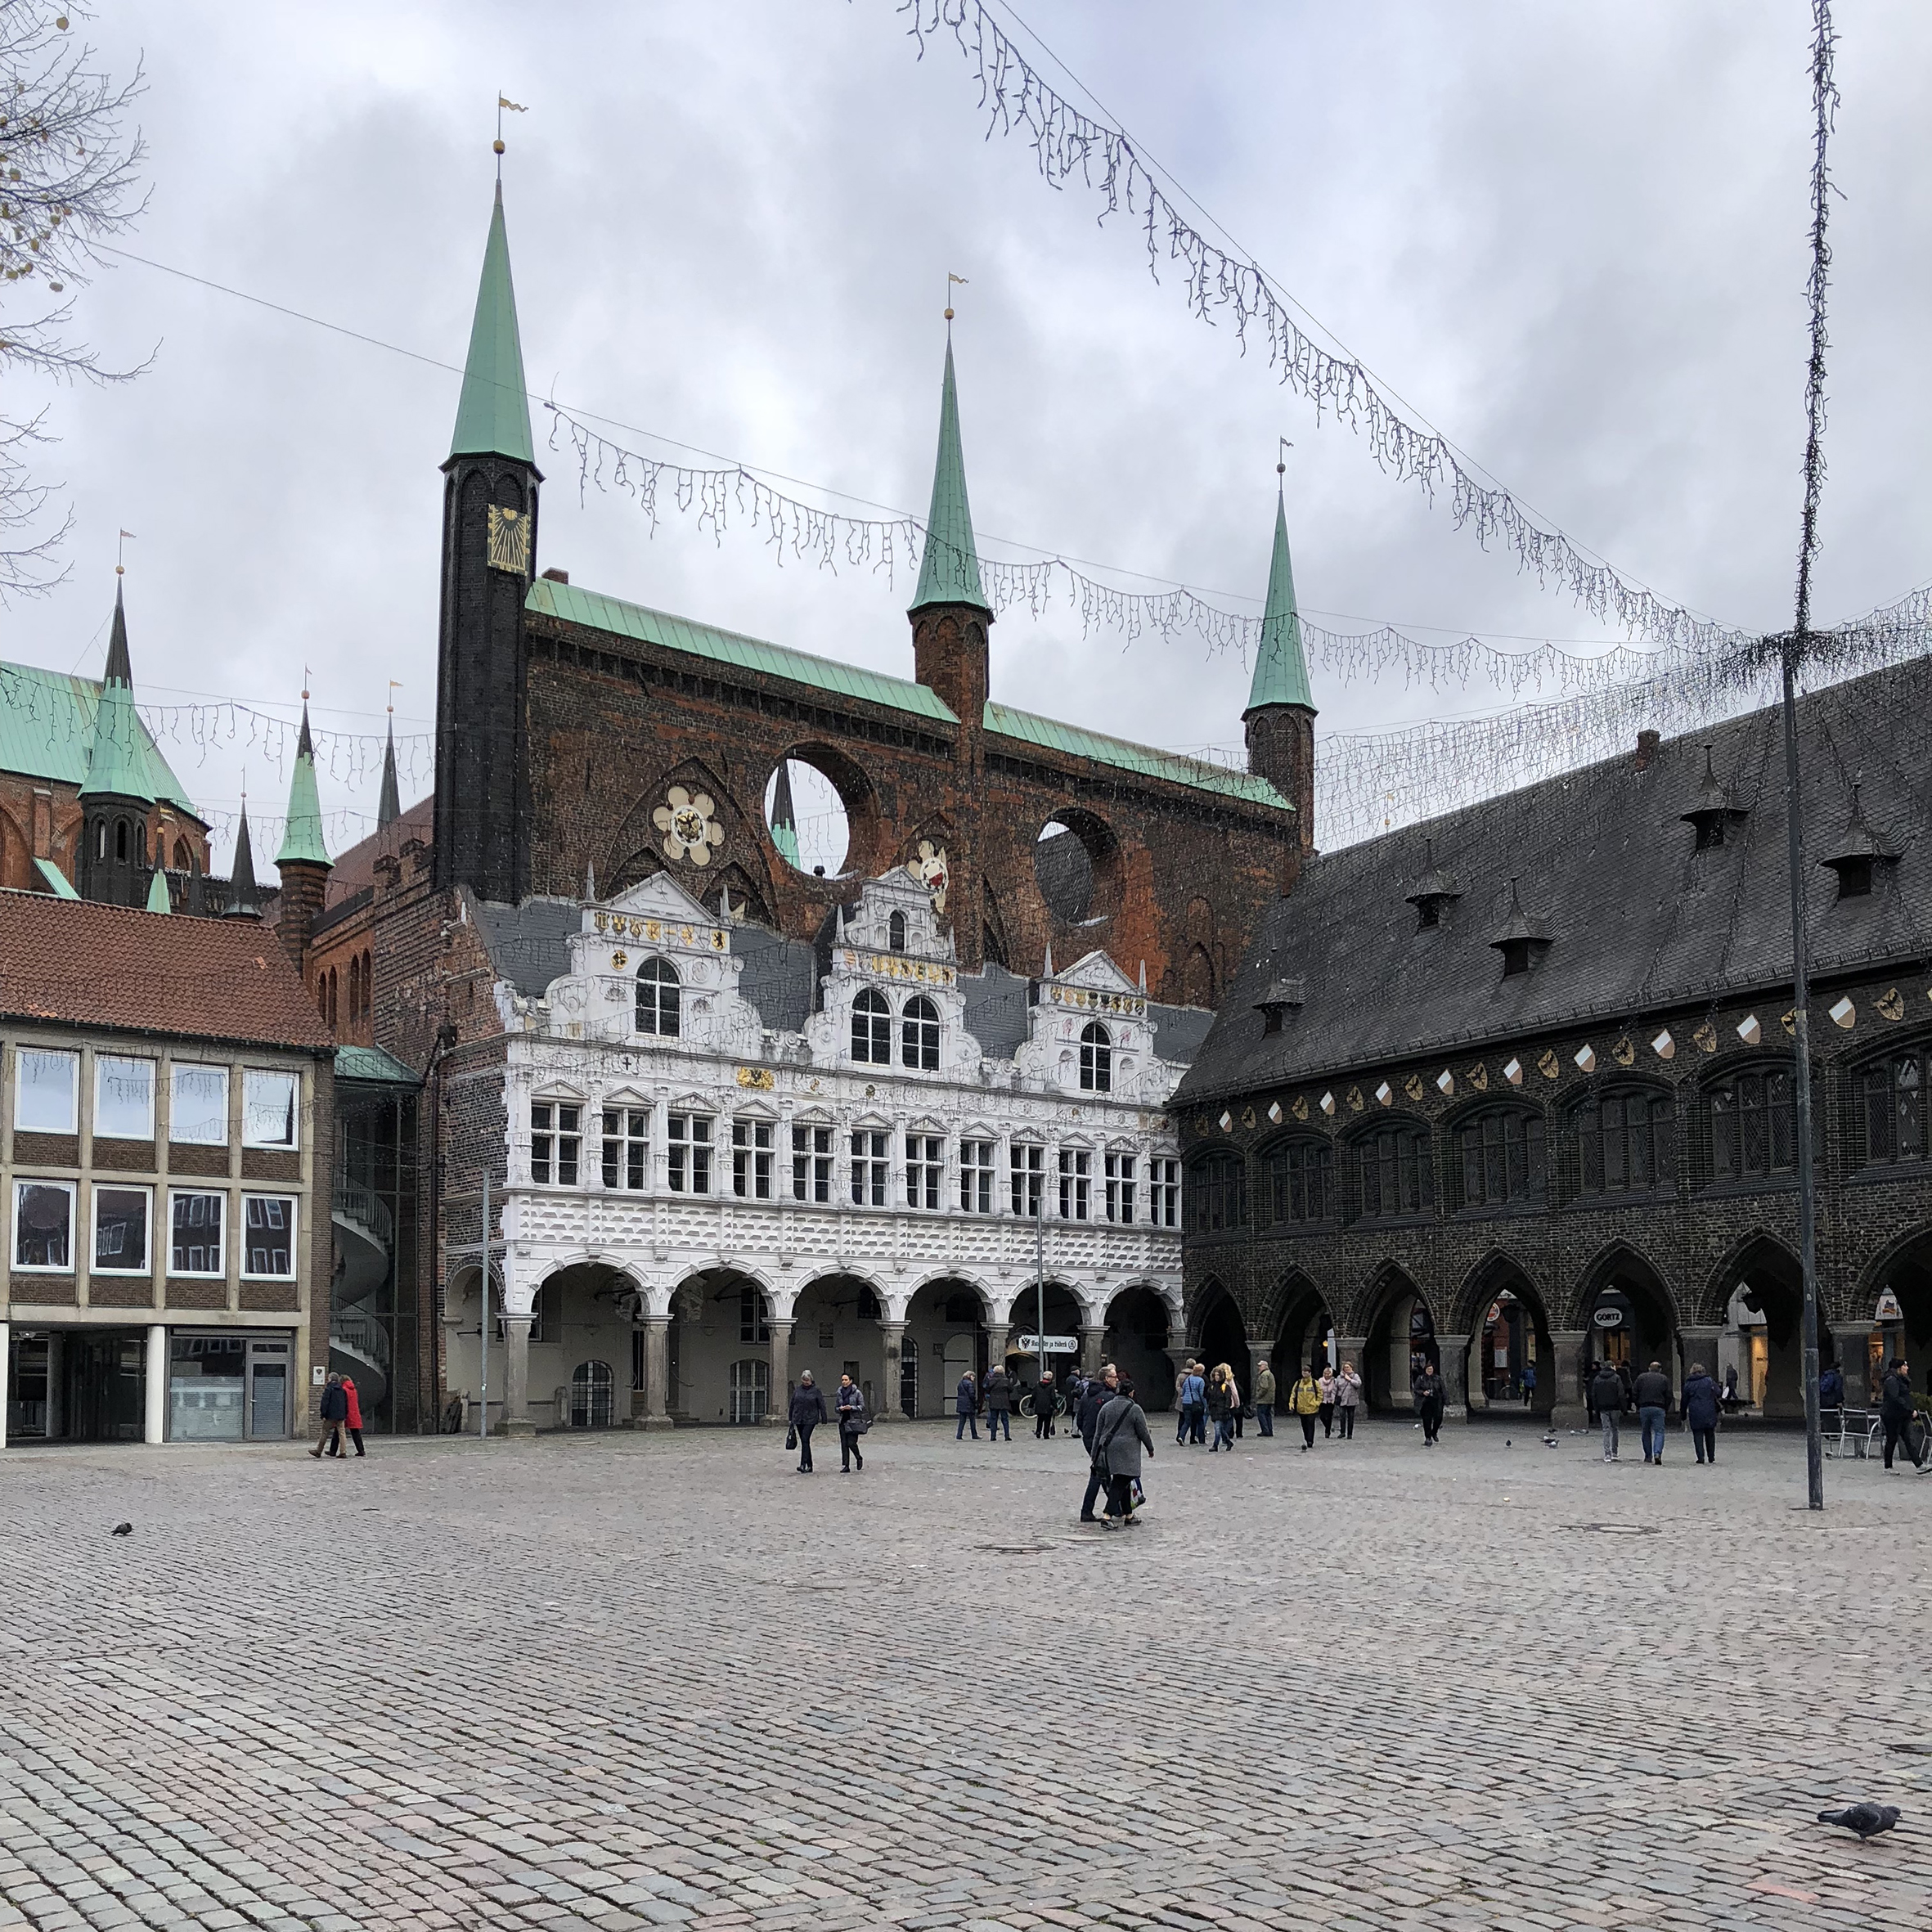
top-left (449, 182), bottom-right (535, 465)
top-left (769, 758), bottom-right (801, 869)
top-left (80, 580), bottom-right (157, 804)
top-left (1244, 492), bottom-right (1316, 715)
top-left (910, 336), bottom-right (987, 614)
top-left (274, 703), bottom-right (332, 870)
top-left (145, 867), bottom-right (173, 914)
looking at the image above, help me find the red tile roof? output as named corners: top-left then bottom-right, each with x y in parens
top-left (0, 891), bottom-right (335, 1051)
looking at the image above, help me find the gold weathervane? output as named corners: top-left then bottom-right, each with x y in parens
top-left (495, 92), bottom-right (528, 165)
top-left (945, 271), bottom-right (968, 322)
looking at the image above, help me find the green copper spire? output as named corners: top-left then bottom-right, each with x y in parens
top-left (1244, 492), bottom-right (1316, 715)
top-left (79, 581), bottom-right (157, 804)
top-left (144, 866), bottom-right (173, 914)
top-left (769, 758), bottom-right (801, 869)
top-left (274, 703), bottom-right (332, 870)
top-left (909, 336), bottom-right (987, 613)
top-left (448, 182), bottom-right (534, 465)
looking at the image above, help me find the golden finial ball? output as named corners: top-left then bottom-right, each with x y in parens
top-left (1276, 461), bottom-right (1286, 474)
top-left (115, 563), bottom-right (124, 575)
top-left (944, 307), bottom-right (955, 321)
top-left (492, 138), bottom-right (505, 155)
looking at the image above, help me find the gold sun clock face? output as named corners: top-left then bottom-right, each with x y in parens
top-left (486, 505), bottom-right (531, 576)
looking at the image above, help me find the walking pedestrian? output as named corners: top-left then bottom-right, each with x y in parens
top-left (1076, 1366), bottom-right (1118, 1522)
top-left (1413, 1363), bottom-right (1445, 1446)
top-left (1880, 1358), bottom-right (1920, 1471)
top-left (1818, 1359), bottom-right (1845, 1421)
top-left (1206, 1364), bottom-right (1236, 1453)
top-left (340, 1373), bottom-right (367, 1458)
top-left (789, 1368), bottom-right (827, 1472)
top-left (1683, 1360), bottom-right (1720, 1465)
top-left (308, 1371), bottom-right (348, 1460)
top-left (1521, 1360), bottom-right (1537, 1409)
top-left (955, 1368), bottom-right (980, 1441)
top-left (983, 1364), bottom-right (1013, 1441)
top-left (1633, 1358), bottom-right (1671, 1465)
top-left (1092, 1375), bottom-right (1155, 1530)
top-left (1177, 1362), bottom-right (1207, 1446)
top-left (1721, 1363), bottom-right (1741, 1413)
top-left (835, 1372), bottom-right (867, 1473)
top-left (1289, 1363), bottom-right (1323, 1450)
top-left (1034, 1369), bottom-right (1058, 1440)
top-left (1317, 1364), bottom-right (1337, 1439)
top-left (1333, 1359), bottom-right (1362, 1439)
top-left (1251, 1359), bottom-right (1277, 1438)
top-left (1591, 1360), bottom-right (1628, 1462)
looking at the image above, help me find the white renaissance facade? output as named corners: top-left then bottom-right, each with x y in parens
top-left (448, 869), bottom-right (1193, 1429)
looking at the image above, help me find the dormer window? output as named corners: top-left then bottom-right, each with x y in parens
top-left (1682, 744), bottom-right (1747, 851)
top-left (1252, 977), bottom-right (1305, 1036)
top-left (1080, 1022), bottom-right (1112, 1093)
top-left (636, 957), bottom-right (681, 1037)
top-left (888, 910), bottom-right (907, 952)
top-left (1821, 784), bottom-right (1898, 905)
top-left (1405, 842), bottom-right (1462, 932)
top-left (851, 988), bottom-right (891, 1063)
top-left (1488, 878), bottom-right (1552, 979)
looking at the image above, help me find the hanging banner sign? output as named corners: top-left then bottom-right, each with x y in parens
top-left (1019, 1334), bottom-right (1080, 1355)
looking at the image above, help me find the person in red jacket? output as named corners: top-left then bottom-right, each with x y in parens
top-left (340, 1374), bottom-right (366, 1458)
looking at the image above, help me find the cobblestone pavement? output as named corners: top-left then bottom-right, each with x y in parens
top-left (1, 1416), bottom-right (1927, 1931)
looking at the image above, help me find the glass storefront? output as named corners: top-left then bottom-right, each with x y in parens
top-left (168, 1332), bottom-right (291, 1440)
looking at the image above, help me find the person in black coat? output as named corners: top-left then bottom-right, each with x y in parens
top-left (1682, 1362), bottom-right (1721, 1466)
top-left (789, 1370), bottom-right (828, 1473)
top-left (955, 1370), bottom-right (980, 1442)
top-left (1880, 1359), bottom-right (1920, 1471)
top-left (1076, 1367), bottom-right (1118, 1522)
top-left (1034, 1370), bottom-right (1058, 1440)
top-left (1414, 1364), bottom-right (1445, 1446)
top-left (1591, 1362), bottom-right (1628, 1462)
top-left (309, 1372), bottom-right (348, 1460)
top-left (983, 1366), bottom-right (1013, 1442)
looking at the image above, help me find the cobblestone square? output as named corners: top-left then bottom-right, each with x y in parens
top-left (1, 1420), bottom-right (1926, 1930)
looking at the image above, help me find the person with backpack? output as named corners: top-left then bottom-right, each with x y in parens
top-left (1076, 1367), bottom-right (1118, 1522)
top-left (1288, 1364), bottom-right (1323, 1450)
top-left (1818, 1359), bottom-right (1845, 1419)
top-left (835, 1372), bottom-right (867, 1474)
top-left (1092, 1375), bottom-right (1155, 1529)
top-left (1176, 1363), bottom-right (1207, 1446)
top-left (983, 1364), bottom-right (1013, 1442)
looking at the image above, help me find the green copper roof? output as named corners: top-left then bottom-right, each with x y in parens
top-left (984, 701), bottom-right (1291, 810)
top-left (910, 337), bottom-right (987, 613)
top-left (335, 1044), bottom-right (420, 1088)
top-left (34, 857), bottom-right (79, 898)
top-left (274, 705), bottom-right (332, 870)
top-left (449, 182), bottom-right (535, 465)
top-left (769, 758), bottom-right (802, 868)
top-left (145, 867), bottom-right (173, 914)
top-left (1244, 492), bottom-right (1315, 714)
top-left (527, 577), bottom-right (959, 722)
top-left (79, 591), bottom-right (155, 804)
top-left (0, 662), bottom-right (198, 811)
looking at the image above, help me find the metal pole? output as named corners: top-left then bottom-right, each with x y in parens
top-left (1036, 1175), bottom-right (1046, 1386)
top-left (479, 1166), bottom-right (490, 1441)
top-left (1781, 649), bottom-right (1826, 1510)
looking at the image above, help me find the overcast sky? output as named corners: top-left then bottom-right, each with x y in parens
top-left (4, 0), bottom-right (1930, 873)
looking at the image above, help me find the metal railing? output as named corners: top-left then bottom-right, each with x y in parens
top-left (331, 1179), bottom-right (393, 1247)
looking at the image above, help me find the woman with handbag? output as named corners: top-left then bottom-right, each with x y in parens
top-left (788, 1369), bottom-right (827, 1473)
top-left (836, 1373), bottom-right (868, 1473)
top-left (1289, 1365), bottom-right (1323, 1450)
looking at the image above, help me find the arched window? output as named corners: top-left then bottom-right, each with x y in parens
top-left (636, 957), bottom-right (681, 1037)
top-left (888, 910), bottom-right (907, 952)
top-left (1258, 1138), bottom-right (1333, 1227)
top-left (115, 820), bottom-right (128, 862)
top-left (569, 1361), bottom-right (615, 1429)
top-left (1079, 1022), bottom-right (1112, 1093)
top-left (1456, 1108), bottom-right (1546, 1209)
top-left (1855, 1049), bottom-right (1924, 1166)
top-left (1352, 1124), bottom-right (1433, 1221)
top-left (1573, 1088), bottom-right (1675, 1193)
top-left (901, 994), bottom-right (940, 1070)
top-left (1184, 1150), bottom-right (1247, 1233)
top-left (173, 838), bottom-right (190, 871)
top-left (326, 968), bottom-right (339, 1031)
top-left (348, 956), bottom-right (361, 1028)
top-left (1707, 1066), bottom-right (1795, 1182)
top-left (94, 820), bottom-right (107, 861)
top-left (851, 988), bottom-right (891, 1064)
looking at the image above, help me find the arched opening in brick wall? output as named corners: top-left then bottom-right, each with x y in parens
top-left (766, 746), bottom-right (874, 881)
top-left (1034, 809), bottom-right (1119, 928)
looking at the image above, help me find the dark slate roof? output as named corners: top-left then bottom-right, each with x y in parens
top-left (960, 964), bottom-right (1033, 1059)
top-left (1179, 655), bottom-right (1932, 1103)
top-left (474, 898), bottom-right (582, 997)
top-left (1147, 1002), bottom-right (1215, 1066)
top-left (733, 923), bottom-right (819, 1034)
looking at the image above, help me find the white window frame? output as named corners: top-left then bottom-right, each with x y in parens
top-left (600, 1105), bottom-right (649, 1190)
top-left (851, 989), bottom-right (892, 1066)
top-left (169, 1063), bottom-right (231, 1146)
top-left (959, 1138), bottom-right (995, 1215)
top-left (531, 1100), bottom-right (582, 1186)
top-left (732, 1117), bottom-right (775, 1200)
top-left (1151, 1157), bottom-right (1180, 1229)
top-left (792, 1121), bottom-right (833, 1202)
top-left (14, 1048), bottom-right (78, 1134)
top-left (1104, 1151), bottom-right (1137, 1224)
top-left (93, 1055), bottom-right (155, 1141)
top-left (668, 1112), bottom-right (712, 1194)
top-left (11, 1177), bottom-right (75, 1271)
top-left (906, 1133), bottom-right (945, 1211)
top-left (850, 1127), bottom-right (890, 1207)
top-left (168, 1188), bottom-right (227, 1278)
top-left (901, 995), bottom-right (941, 1072)
top-left (1058, 1146), bottom-right (1092, 1222)
top-left (92, 1181), bottom-right (153, 1274)
top-left (1010, 1141), bottom-right (1045, 1218)
top-left (739, 1283), bottom-right (771, 1345)
top-left (241, 1068), bottom-right (299, 1149)
top-left (240, 1194), bottom-right (299, 1279)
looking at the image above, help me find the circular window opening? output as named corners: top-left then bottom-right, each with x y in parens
top-left (1035, 814), bottom-right (1118, 925)
top-left (766, 754), bottom-right (854, 879)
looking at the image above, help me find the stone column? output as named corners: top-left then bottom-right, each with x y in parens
top-left (1332, 1336), bottom-right (1368, 1377)
top-left (1678, 1327), bottom-right (1722, 1386)
top-left (0, 1320), bottom-right (10, 1450)
top-left (1080, 1324), bottom-right (1108, 1375)
top-left (497, 1314), bottom-right (536, 1436)
top-left (144, 1324), bottom-right (167, 1445)
top-left (1548, 1328), bottom-right (1589, 1429)
top-left (877, 1321), bottom-right (908, 1421)
top-left (1436, 1333), bottom-right (1470, 1420)
top-left (766, 1314), bottom-right (792, 1423)
top-left (45, 1331), bottom-right (64, 1440)
top-left (636, 1315), bottom-right (674, 1431)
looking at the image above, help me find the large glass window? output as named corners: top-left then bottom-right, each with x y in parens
top-left (732, 1118), bottom-right (774, 1199)
top-left (729, 1358), bottom-right (770, 1424)
top-left (636, 958), bottom-right (681, 1037)
top-left (170, 1064), bottom-right (229, 1144)
top-left (93, 1186), bottom-right (151, 1273)
top-left (1080, 1022), bottom-right (1112, 1094)
top-left (531, 1102), bottom-right (581, 1185)
top-left (242, 1196), bottom-right (296, 1278)
top-left (1009, 1141), bottom-right (1045, 1217)
top-left (1458, 1111), bottom-right (1546, 1209)
top-left (1575, 1090), bottom-right (1675, 1193)
top-left (601, 1107), bottom-right (648, 1189)
top-left (12, 1179), bottom-right (74, 1269)
top-left (14, 1049), bottom-right (77, 1132)
top-left (1259, 1139), bottom-right (1332, 1227)
top-left (851, 989), bottom-right (892, 1065)
top-left (739, 1283), bottom-right (771, 1344)
top-left (907, 1134), bottom-right (945, 1210)
top-left (902, 995), bottom-right (941, 1071)
top-left (1355, 1126), bottom-right (1433, 1220)
top-left (169, 1191), bottom-right (226, 1276)
top-left (94, 1057), bottom-right (155, 1140)
top-left (168, 1334), bottom-right (245, 1442)
top-left (1709, 1068), bottom-right (1796, 1182)
top-left (1058, 1147), bottom-right (1092, 1221)
top-left (959, 1139), bottom-right (995, 1214)
top-left (792, 1122), bottom-right (833, 1202)
top-left (850, 1128), bottom-right (890, 1206)
top-left (667, 1112), bottom-right (712, 1193)
top-left (1150, 1157), bottom-right (1180, 1228)
top-left (1857, 1051), bottom-right (1925, 1167)
top-left (1104, 1151), bottom-right (1136, 1223)
top-left (1185, 1152), bottom-right (1247, 1233)
top-left (242, 1070), bottom-right (298, 1148)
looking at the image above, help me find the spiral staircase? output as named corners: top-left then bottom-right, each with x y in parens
top-left (330, 1179), bottom-right (393, 1409)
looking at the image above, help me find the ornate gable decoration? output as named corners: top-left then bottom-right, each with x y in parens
top-left (1043, 948), bottom-right (1144, 1020)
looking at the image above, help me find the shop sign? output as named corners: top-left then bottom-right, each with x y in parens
top-left (1593, 1306), bottom-right (1624, 1328)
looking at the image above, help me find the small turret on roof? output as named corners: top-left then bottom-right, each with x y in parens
top-left (376, 708), bottom-right (402, 829)
top-left (275, 703), bottom-right (332, 871)
top-left (1681, 744), bottom-right (1748, 850)
top-left (144, 867), bottom-right (172, 914)
top-left (1821, 782), bottom-right (1899, 900)
top-left (79, 581), bottom-right (155, 806)
top-left (1489, 876), bottom-right (1552, 977)
top-left (909, 336), bottom-right (988, 616)
top-left (449, 182), bottom-right (535, 466)
top-left (1243, 492), bottom-right (1315, 717)
top-left (1406, 840), bottom-right (1462, 928)
top-left (225, 801), bottom-right (261, 919)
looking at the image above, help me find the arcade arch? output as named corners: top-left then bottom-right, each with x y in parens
top-left (1102, 1283), bottom-right (1175, 1409)
top-left (1458, 1255), bottom-right (1554, 1419)
top-left (1856, 1223), bottom-right (1932, 1403)
top-left (1708, 1234), bottom-right (1805, 1419)
top-left (1361, 1265), bottom-right (1435, 1413)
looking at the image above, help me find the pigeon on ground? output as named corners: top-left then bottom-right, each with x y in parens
top-left (1817, 1804), bottom-right (1901, 1840)
top-left (111, 1522), bottom-right (133, 1537)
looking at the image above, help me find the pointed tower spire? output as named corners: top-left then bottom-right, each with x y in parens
top-left (225, 800), bottom-right (261, 919)
top-left (276, 703), bottom-right (331, 870)
top-left (769, 759), bottom-right (801, 869)
top-left (79, 577), bottom-right (159, 906)
top-left (449, 182), bottom-right (535, 465)
top-left (1242, 477), bottom-right (1319, 855)
top-left (910, 336), bottom-right (987, 615)
top-left (144, 867), bottom-right (172, 914)
top-left (377, 699), bottom-right (402, 829)
top-left (103, 575), bottom-right (133, 686)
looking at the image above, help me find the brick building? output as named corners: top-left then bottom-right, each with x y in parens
top-left (1173, 660), bottom-right (1932, 1429)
